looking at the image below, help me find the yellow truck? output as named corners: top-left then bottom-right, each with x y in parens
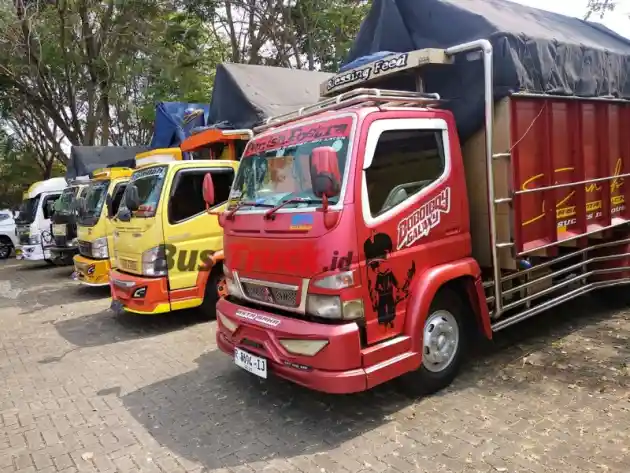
top-left (109, 130), bottom-right (247, 317)
top-left (72, 168), bottom-right (133, 286)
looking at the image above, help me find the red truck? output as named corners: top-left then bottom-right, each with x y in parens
top-left (203, 40), bottom-right (630, 395)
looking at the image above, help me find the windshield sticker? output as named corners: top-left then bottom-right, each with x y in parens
top-left (396, 187), bottom-right (451, 250)
top-left (289, 214), bottom-right (314, 230)
top-left (326, 53), bottom-right (409, 94)
top-left (133, 166), bottom-right (166, 180)
top-left (244, 117), bottom-right (353, 157)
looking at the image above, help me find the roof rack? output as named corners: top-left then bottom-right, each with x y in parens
top-left (254, 88), bottom-right (441, 133)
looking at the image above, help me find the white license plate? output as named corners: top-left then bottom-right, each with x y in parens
top-left (234, 347), bottom-right (267, 379)
top-left (53, 224), bottom-right (66, 236)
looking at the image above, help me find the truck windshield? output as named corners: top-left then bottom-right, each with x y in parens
top-left (229, 117), bottom-right (353, 209)
top-left (55, 186), bottom-right (80, 215)
top-left (118, 165), bottom-right (166, 218)
top-left (16, 196), bottom-right (40, 224)
top-left (78, 180), bottom-right (110, 226)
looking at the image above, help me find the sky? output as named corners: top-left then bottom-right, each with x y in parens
top-left (512, 0), bottom-right (630, 38)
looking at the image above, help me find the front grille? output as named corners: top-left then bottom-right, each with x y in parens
top-left (19, 235), bottom-right (30, 245)
top-left (241, 282), bottom-right (298, 308)
top-left (79, 241), bottom-right (91, 257)
top-left (54, 236), bottom-right (67, 247)
top-left (119, 258), bottom-right (139, 272)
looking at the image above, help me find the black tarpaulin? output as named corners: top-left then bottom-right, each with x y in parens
top-left (209, 63), bottom-right (334, 129)
top-left (66, 146), bottom-right (147, 179)
top-left (345, 0), bottom-right (630, 140)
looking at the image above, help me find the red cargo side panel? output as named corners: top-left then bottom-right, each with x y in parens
top-left (511, 96), bottom-right (630, 256)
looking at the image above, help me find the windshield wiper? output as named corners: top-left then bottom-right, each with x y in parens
top-left (225, 200), bottom-right (275, 220)
top-left (263, 197), bottom-right (322, 220)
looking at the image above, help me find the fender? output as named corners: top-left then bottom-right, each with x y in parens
top-left (404, 257), bottom-right (492, 354)
top-left (195, 249), bottom-right (225, 289)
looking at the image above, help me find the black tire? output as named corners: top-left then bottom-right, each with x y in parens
top-left (199, 269), bottom-right (223, 319)
top-left (0, 237), bottom-right (14, 259)
top-left (397, 288), bottom-right (468, 397)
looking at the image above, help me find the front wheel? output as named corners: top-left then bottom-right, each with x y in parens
top-left (199, 270), bottom-right (223, 319)
top-left (0, 238), bottom-right (13, 259)
top-left (397, 288), bottom-right (468, 396)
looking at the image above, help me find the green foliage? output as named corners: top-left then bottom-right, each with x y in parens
top-left (585, 0), bottom-right (617, 19)
top-left (0, 131), bottom-right (63, 208)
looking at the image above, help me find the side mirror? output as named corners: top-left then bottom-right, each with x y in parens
top-left (310, 146), bottom-right (341, 199)
top-left (105, 194), bottom-right (114, 218)
top-left (203, 173), bottom-right (215, 208)
top-left (124, 184), bottom-right (140, 212)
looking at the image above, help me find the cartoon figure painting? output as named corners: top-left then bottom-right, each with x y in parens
top-left (364, 232), bottom-right (416, 327)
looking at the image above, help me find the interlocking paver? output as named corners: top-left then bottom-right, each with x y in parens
top-left (1, 260), bottom-right (630, 472)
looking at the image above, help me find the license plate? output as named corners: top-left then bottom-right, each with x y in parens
top-left (53, 224), bottom-right (66, 236)
top-left (110, 300), bottom-right (124, 313)
top-left (234, 347), bottom-right (267, 379)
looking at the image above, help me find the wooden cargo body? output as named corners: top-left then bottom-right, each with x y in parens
top-left (464, 95), bottom-right (630, 270)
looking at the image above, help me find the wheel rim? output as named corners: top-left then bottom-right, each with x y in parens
top-left (0, 245), bottom-right (9, 258)
top-left (422, 310), bottom-right (459, 373)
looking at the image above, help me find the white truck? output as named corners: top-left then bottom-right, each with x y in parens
top-left (0, 211), bottom-right (18, 259)
top-left (15, 177), bottom-right (67, 262)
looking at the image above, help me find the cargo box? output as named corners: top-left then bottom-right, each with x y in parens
top-left (464, 95), bottom-right (630, 270)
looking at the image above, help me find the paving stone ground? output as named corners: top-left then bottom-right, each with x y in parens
top-left (0, 259), bottom-right (629, 473)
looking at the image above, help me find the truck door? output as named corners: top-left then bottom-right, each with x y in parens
top-left (356, 118), bottom-right (458, 345)
top-left (106, 180), bottom-right (128, 268)
top-left (41, 193), bottom-right (62, 245)
top-left (161, 166), bottom-right (235, 292)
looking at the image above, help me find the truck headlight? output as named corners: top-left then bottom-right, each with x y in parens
top-left (306, 294), bottom-right (342, 319)
top-left (91, 237), bottom-right (109, 259)
top-left (142, 246), bottom-right (168, 277)
top-left (29, 234), bottom-right (41, 245)
top-left (306, 295), bottom-right (364, 320)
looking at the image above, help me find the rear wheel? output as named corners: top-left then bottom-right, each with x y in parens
top-left (0, 237), bottom-right (13, 259)
top-left (200, 269), bottom-right (223, 319)
top-left (398, 288), bottom-right (468, 396)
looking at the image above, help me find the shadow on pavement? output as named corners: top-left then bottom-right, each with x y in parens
top-left (121, 350), bottom-right (409, 470)
top-left (52, 308), bottom-right (209, 350)
top-left (117, 293), bottom-right (629, 470)
top-left (16, 284), bottom-right (111, 315)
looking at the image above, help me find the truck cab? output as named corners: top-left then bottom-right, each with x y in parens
top-left (49, 177), bottom-right (90, 265)
top-left (15, 177), bottom-right (67, 262)
top-left (72, 168), bottom-right (132, 286)
top-left (213, 44), bottom-right (630, 395)
top-left (109, 137), bottom-right (243, 316)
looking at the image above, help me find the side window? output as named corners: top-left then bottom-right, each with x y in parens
top-left (168, 168), bottom-right (235, 224)
top-left (365, 129), bottom-right (445, 218)
top-left (42, 195), bottom-right (61, 219)
top-left (110, 183), bottom-right (127, 215)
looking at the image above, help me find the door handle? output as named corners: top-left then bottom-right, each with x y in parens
top-left (445, 228), bottom-right (460, 236)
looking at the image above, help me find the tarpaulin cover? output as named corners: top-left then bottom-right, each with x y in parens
top-left (345, 0), bottom-right (630, 140)
top-left (209, 63), bottom-right (334, 129)
top-left (149, 102), bottom-right (211, 149)
top-left (66, 146), bottom-right (147, 179)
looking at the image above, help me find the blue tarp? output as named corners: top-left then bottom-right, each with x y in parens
top-left (344, 0), bottom-right (630, 141)
top-left (149, 102), bottom-right (211, 150)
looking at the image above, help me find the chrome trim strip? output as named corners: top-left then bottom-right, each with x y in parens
top-left (234, 271), bottom-right (309, 314)
top-left (239, 277), bottom-right (299, 291)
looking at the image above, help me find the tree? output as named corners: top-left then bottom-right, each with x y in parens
top-left (0, 129), bottom-right (64, 208)
top-left (585, 0), bottom-right (617, 19)
top-left (0, 0), bottom-right (226, 149)
top-left (184, 0), bottom-right (369, 71)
